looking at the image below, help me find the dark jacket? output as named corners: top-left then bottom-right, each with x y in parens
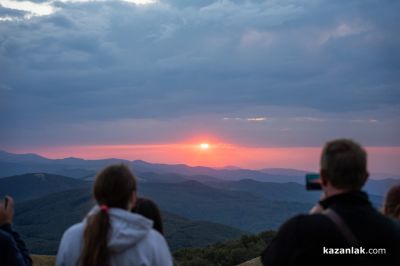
top-left (261, 191), bottom-right (400, 266)
top-left (0, 224), bottom-right (32, 266)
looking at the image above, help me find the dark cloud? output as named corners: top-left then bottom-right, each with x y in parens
top-left (0, 0), bottom-right (399, 147)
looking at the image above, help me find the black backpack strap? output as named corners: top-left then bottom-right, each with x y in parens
top-left (323, 208), bottom-right (359, 244)
top-left (323, 208), bottom-right (373, 266)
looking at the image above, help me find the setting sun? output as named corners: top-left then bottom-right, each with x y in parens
top-left (199, 143), bottom-right (210, 150)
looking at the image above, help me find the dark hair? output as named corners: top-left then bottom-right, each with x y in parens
top-left (80, 164), bottom-right (137, 266)
top-left (132, 197), bottom-right (164, 235)
top-left (384, 185), bottom-right (400, 219)
top-left (320, 139), bottom-right (368, 190)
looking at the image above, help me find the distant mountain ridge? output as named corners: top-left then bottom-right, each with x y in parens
top-left (1, 150), bottom-right (398, 197)
top-left (131, 160), bottom-right (304, 183)
top-left (0, 150), bottom-right (310, 183)
top-left (0, 173), bottom-right (90, 201)
top-left (0, 150), bottom-right (49, 163)
top-left (258, 168), bottom-right (310, 177)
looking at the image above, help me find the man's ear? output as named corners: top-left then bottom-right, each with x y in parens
top-left (320, 169), bottom-right (329, 187)
top-left (360, 172), bottom-right (369, 187)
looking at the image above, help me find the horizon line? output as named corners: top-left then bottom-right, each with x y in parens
top-left (1, 148), bottom-right (399, 177)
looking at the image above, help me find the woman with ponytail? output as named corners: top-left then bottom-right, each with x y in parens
top-left (56, 164), bottom-right (173, 266)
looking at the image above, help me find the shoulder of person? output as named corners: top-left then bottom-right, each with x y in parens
top-left (389, 218), bottom-right (400, 237)
top-left (129, 228), bottom-right (171, 260)
top-left (278, 213), bottom-right (333, 235)
top-left (141, 228), bottom-right (167, 246)
top-left (0, 228), bottom-right (13, 243)
top-left (60, 222), bottom-right (85, 243)
top-left (282, 213), bottom-right (328, 227)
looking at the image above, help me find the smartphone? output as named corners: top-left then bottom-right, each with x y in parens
top-left (305, 173), bottom-right (322, 190)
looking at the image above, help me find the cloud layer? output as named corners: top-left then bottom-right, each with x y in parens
top-left (0, 0), bottom-right (399, 148)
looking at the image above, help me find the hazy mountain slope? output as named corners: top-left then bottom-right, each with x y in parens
top-left (14, 189), bottom-right (93, 254)
top-left (14, 188), bottom-right (245, 254)
top-left (0, 150), bottom-right (49, 164)
top-left (163, 212), bottom-right (246, 250)
top-left (258, 168), bottom-right (309, 176)
top-left (132, 160), bottom-right (302, 183)
top-left (206, 179), bottom-right (321, 203)
top-left (0, 150), bottom-right (127, 178)
top-left (0, 173), bottom-right (91, 201)
top-left (139, 180), bottom-right (312, 232)
top-left (2, 172), bottom-right (311, 233)
top-left (206, 178), bottom-right (384, 207)
top-left (364, 178), bottom-right (400, 197)
top-left (0, 161), bottom-right (96, 179)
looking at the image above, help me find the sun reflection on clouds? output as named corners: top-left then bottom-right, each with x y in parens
top-left (0, 0), bottom-right (54, 17)
top-left (0, 0), bottom-right (158, 20)
top-left (58, 0), bottom-right (158, 4)
top-left (222, 117), bottom-right (268, 122)
top-left (123, 0), bottom-right (158, 5)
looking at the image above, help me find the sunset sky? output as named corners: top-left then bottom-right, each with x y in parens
top-left (0, 0), bottom-right (399, 173)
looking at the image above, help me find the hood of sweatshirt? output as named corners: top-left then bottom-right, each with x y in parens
top-left (86, 206), bottom-right (154, 253)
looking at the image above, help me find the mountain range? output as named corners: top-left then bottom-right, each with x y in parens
top-left (0, 150), bottom-right (315, 183)
top-left (0, 150), bottom-right (398, 196)
top-left (2, 172), bottom-right (312, 254)
top-left (13, 186), bottom-right (245, 254)
top-left (3, 173), bottom-right (315, 232)
top-left (0, 150), bottom-right (398, 255)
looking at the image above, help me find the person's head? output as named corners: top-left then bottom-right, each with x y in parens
top-left (320, 139), bottom-right (369, 196)
top-left (383, 185), bottom-right (400, 219)
top-left (132, 197), bottom-right (164, 235)
top-left (80, 164), bottom-right (137, 266)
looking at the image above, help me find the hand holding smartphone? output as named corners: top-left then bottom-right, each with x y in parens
top-left (0, 196), bottom-right (14, 225)
top-left (4, 197), bottom-right (9, 209)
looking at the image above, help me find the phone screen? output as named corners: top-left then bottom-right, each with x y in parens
top-left (305, 173), bottom-right (322, 190)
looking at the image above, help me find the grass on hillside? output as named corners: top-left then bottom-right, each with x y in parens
top-left (30, 230), bottom-right (274, 266)
top-left (173, 230), bottom-right (275, 266)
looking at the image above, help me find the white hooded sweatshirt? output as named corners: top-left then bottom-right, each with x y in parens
top-left (56, 206), bottom-right (173, 266)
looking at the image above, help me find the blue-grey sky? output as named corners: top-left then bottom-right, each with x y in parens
top-left (0, 0), bottom-right (399, 152)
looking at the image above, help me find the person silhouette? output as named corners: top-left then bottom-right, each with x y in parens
top-left (56, 164), bottom-right (173, 266)
top-left (383, 184), bottom-right (400, 220)
top-left (261, 139), bottom-right (400, 266)
top-left (0, 196), bottom-right (32, 266)
top-left (132, 197), bottom-right (164, 235)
